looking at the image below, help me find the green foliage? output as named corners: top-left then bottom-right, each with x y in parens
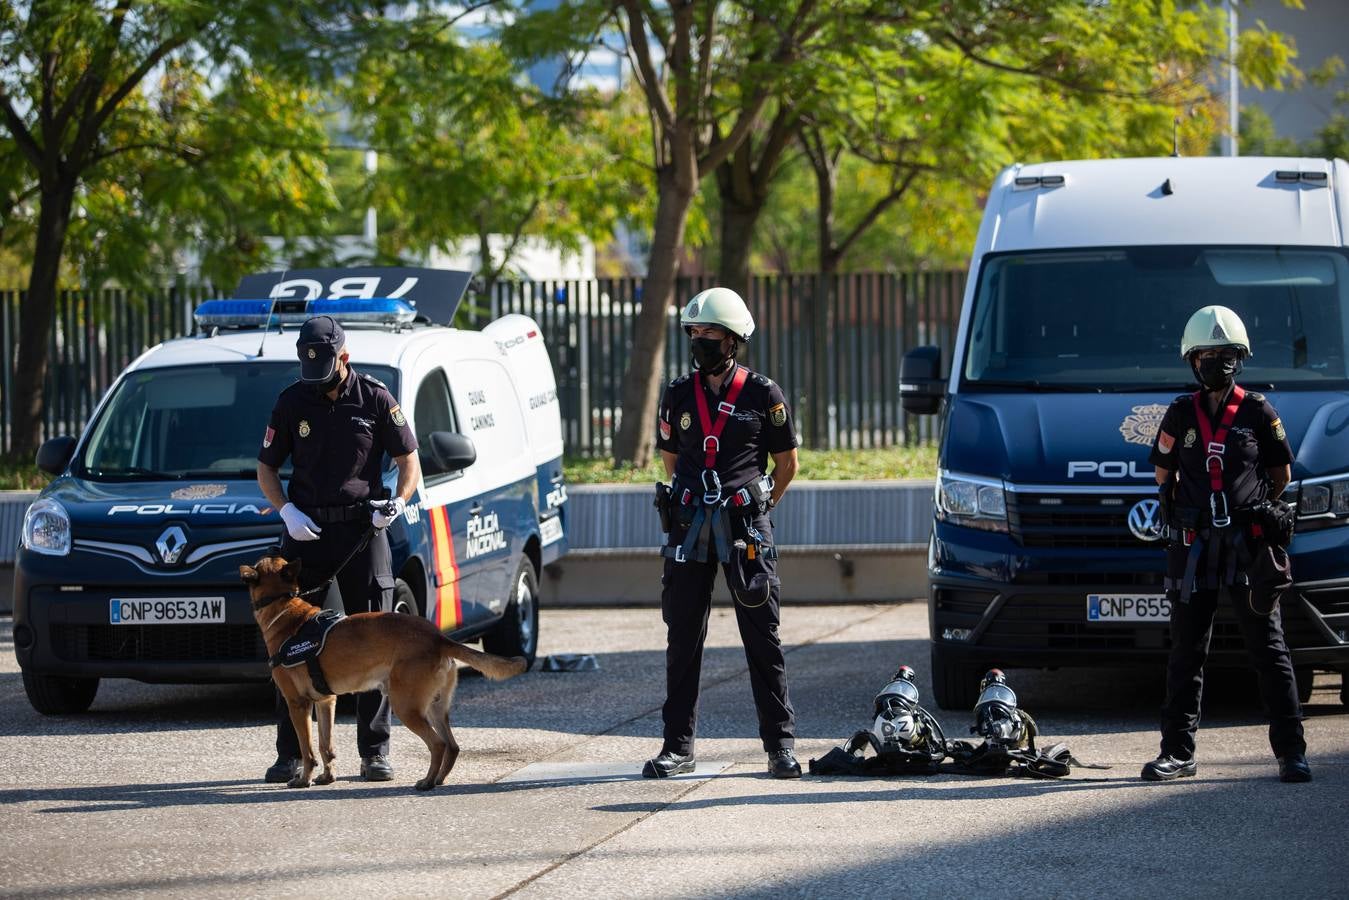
top-left (347, 33), bottom-right (650, 285)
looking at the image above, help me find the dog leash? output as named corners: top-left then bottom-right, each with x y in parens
top-left (296, 524), bottom-right (379, 600)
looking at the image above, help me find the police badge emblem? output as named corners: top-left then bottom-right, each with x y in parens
top-left (170, 483), bottom-right (228, 500)
top-left (391, 405), bottom-right (407, 427)
top-left (1184, 428), bottom-right (1197, 448)
top-left (307, 348), bottom-right (316, 359)
top-left (299, 420), bottom-right (311, 438)
top-left (680, 412), bottom-right (692, 431)
top-left (1119, 403), bottom-right (1166, 447)
top-left (769, 402), bottom-right (787, 427)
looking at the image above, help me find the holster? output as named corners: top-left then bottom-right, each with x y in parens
top-left (654, 482), bottom-right (674, 533)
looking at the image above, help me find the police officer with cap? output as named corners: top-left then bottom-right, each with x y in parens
top-left (1144, 305), bottom-right (1310, 783)
top-left (256, 314), bottom-right (421, 784)
top-left (645, 287), bottom-right (802, 779)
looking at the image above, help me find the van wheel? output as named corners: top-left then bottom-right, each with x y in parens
top-left (930, 644), bottom-right (980, 710)
top-left (1341, 673), bottom-right (1349, 708)
top-left (22, 671), bottom-right (99, 715)
top-left (484, 559), bottom-right (538, 669)
top-left (1295, 667), bottom-right (1314, 705)
top-left (392, 579), bottom-right (421, 618)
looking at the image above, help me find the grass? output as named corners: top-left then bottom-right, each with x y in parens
top-left (0, 447), bottom-right (939, 490)
top-left (563, 445), bottom-right (938, 485)
top-left (0, 460), bottom-right (51, 491)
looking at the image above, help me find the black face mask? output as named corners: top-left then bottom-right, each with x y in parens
top-left (313, 367), bottom-right (343, 394)
top-left (1193, 355), bottom-right (1240, 391)
top-left (691, 337), bottom-right (733, 375)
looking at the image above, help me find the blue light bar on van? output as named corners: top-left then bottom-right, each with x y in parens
top-left (193, 297), bottom-right (418, 328)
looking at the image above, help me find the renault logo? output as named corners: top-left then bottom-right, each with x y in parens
top-left (155, 525), bottom-right (188, 565)
top-left (1127, 499), bottom-right (1165, 542)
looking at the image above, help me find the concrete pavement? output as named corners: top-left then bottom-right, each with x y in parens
top-left (1, 601), bottom-right (1346, 898)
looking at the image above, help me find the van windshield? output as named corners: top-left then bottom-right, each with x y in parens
top-left (962, 246), bottom-right (1349, 391)
top-left (78, 363), bottom-right (399, 480)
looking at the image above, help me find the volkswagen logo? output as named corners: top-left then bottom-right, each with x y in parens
top-left (155, 525), bottom-right (188, 565)
top-left (1127, 499), bottom-right (1165, 542)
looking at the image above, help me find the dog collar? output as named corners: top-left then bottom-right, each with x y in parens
top-left (251, 591), bottom-right (299, 611)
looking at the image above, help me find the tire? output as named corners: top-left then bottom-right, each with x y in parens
top-left (930, 644), bottom-right (980, 710)
top-left (1341, 673), bottom-right (1348, 708)
top-left (1295, 667), bottom-right (1314, 705)
top-left (22, 671), bottom-right (99, 715)
top-left (392, 579), bottom-right (421, 618)
top-left (483, 558), bottom-right (539, 669)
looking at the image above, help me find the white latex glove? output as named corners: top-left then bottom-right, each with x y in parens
top-left (372, 496), bottom-right (406, 529)
top-left (280, 502), bottom-right (322, 542)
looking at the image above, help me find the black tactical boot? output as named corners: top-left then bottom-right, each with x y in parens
top-left (642, 750), bottom-right (696, 778)
top-left (768, 748), bottom-right (802, 779)
top-left (361, 755), bottom-right (394, 782)
top-left (264, 756), bottom-right (301, 784)
top-left (1141, 754), bottom-right (1197, 781)
top-left (1278, 753), bottom-right (1312, 783)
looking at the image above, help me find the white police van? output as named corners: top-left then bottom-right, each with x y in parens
top-left (13, 267), bottom-right (568, 714)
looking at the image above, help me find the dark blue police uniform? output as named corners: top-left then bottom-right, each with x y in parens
top-left (258, 325), bottom-right (417, 764)
top-left (654, 363), bottom-right (798, 757)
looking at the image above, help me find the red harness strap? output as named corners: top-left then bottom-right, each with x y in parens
top-left (693, 365), bottom-right (750, 470)
top-left (1191, 385), bottom-right (1245, 524)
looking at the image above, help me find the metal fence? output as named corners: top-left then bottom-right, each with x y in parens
top-left (0, 272), bottom-right (964, 457)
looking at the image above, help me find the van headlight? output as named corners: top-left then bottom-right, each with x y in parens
top-left (936, 471), bottom-right (1008, 533)
top-left (1296, 475), bottom-right (1349, 531)
top-left (22, 499), bottom-right (72, 556)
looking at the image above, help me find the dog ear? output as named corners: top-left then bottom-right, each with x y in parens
top-left (281, 559), bottom-right (301, 582)
top-left (239, 565), bottom-right (258, 584)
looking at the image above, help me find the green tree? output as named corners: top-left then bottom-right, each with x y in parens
top-left (348, 33), bottom-right (649, 300)
top-left (0, 0), bottom-right (372, 460)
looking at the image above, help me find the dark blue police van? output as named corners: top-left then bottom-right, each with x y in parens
top-left (900, 158), bottom-right (1349, 708)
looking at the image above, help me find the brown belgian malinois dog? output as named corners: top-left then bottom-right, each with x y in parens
top-left (240, 555), bottom-right (527, 790)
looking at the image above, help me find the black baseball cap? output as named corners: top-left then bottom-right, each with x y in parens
top-left (296, 315), bottom-right (345, 383)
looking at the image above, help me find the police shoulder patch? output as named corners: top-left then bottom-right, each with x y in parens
top-left (769, 402), bottom-right (787, 427)
top-left (390, 404), bottom-right (407, 427)
top-left (1271, 417), bottom-right (1286, 441)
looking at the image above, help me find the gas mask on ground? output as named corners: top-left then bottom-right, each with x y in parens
top-left (971, 669), bottom-right (1031, 748)
top-left (870, 665), bottom-right (925, 753)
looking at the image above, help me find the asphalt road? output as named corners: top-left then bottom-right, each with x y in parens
top-left (2, 601), bottom-right (1346, 899)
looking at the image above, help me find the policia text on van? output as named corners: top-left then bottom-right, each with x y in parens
top-left (901, 157), bottom-right (1349, 710)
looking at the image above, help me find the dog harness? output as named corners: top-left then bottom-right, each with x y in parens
top-left (269, 608), bottom-right (344, 696)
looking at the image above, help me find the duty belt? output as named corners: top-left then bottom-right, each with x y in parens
top-left (303, 503), bottom-right (372, 524)
top-left (1165, 507), bottom-right (1259, 603)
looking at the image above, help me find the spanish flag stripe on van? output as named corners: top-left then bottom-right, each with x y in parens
top-left (428, 505), bottom-right (462, 630)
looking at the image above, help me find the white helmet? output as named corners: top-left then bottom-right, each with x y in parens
top-left (1180, 305), bottom-right (1251, 359)
top-left (680, 287), bottom-right (755, 342)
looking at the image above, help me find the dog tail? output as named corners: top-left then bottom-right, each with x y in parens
top-left (439, 638), bottom-right (528, 681)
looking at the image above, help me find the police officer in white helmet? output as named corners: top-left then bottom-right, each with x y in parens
top-left (1144, 305), bottom-right (1310, 783)
top-left (645, 287), bottom-right (803, 779)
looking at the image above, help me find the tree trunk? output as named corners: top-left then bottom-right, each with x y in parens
top-left (716, 199), bottom-right (762, 303)
top-left (9, 180), bottom-right (76, 462)
top-left (611, 167), bottom-right (695, 467)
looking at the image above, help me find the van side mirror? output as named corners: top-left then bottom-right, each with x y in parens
top-left (36, 436), bottom-right (77, 476)
top-left (900, 346), bottom-right (944, 415)
top-left (426, 431), bottom-right (476, 475)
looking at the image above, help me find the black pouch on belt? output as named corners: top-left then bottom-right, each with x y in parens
top-left (1247, 543), bottom-right (1293, 616)
top-left (1253, 499), bottom-right (1296, 549)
